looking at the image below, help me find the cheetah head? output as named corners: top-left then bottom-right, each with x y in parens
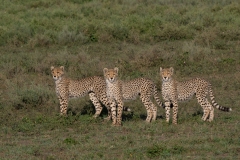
top-left (51, 66), bottom-right (64, 81)
top-left (160, 67), bottom-right (174, 82)
top-left (103, 67), bottom-right (119, 83)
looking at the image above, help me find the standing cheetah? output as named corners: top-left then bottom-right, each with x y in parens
top-left (103, 67), bottom-right (124, 126)
top-left (122, 78), bottom-right (162, 123)
top-left (104, 67), bottom-right (163, 126)
top-left (51, 66), bottom-right (110, 117)
top-left (160, 67), bottom-right (232, 124)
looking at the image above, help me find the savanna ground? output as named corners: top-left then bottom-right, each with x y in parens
top-left (0, 0), bottom-right (239, 159)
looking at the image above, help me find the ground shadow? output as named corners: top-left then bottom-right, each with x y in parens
top-left (140, 114), bottom-right (164, 121)
top-left (66, 102), bottom-right (165, 122)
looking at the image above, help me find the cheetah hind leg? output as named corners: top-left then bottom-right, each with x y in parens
top-left (200, 104), bottom-right (209, 121)
top-left (140, 95), bottom-right (152, 122)
top-left (104, 106), bottom-right (112, 121)
top-left (204, 102), bottom-right (214, 122)
top-left (208, 107), bottom-right (214, 122)
top-left (199, 99), bottom-right (212, 121)
top-left (98, 95), bottom-right (112, 121)
top-left (196, 92), bottom-right (210, 121)
top-left (202, 108), bottom-right (210, 121)
top-left (147, 110), bottom-right (152, 122)
top-left (150, 103), bottom-right (157, 122)
top-left (89, 93), bottom-right (103, 118)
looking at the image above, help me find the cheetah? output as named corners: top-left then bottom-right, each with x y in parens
top-left (103, 67), bottom-right (163, 126)
top-left (121, 78), bottom-right (163, 123)
top-left (160, 67), bottom-right (232, 124)
top-left (103, 67), bottom-right (124, 126)
top-left (106, 79), bottom-right (164, 123)
top-left (51, 66), bottom-right (110, 117)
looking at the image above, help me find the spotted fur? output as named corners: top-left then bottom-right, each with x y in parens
top-left (103, 67), bottom-right (123, 126)
top-left (105, 78), bottom-right (163, 123)
top-left (160, 67), bottom-right (232, 124)
top-left (51, 66), bottom-right (110, 117)
top-left (103, 67), bottom-right (163, 125)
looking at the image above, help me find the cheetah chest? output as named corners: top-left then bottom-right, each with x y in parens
top-left (106, 81), bottom-right (121, 100)
top-left (162, 81), bottom-right (175, 100)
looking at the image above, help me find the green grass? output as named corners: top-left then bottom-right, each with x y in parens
top-left (0, 0), bottom-right (240, 159)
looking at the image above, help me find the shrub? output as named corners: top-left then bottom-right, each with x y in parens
top-left (146, 144), bottom-right (185, 158)
top-left (28, 34), bottom-right (52, 48)
top-left (9, 84), bottom-right (54, 109)
top-left (57, 26), bottom-right (88, 45)
top-left (6, 23), bottom-right (33, 46)
top-left (110, 24), bottom-right (129, 41)
top-left (154, 24), bottom-right (194, 41)
top-left (63, 137), bottom-right (79, 145)
top-left (147, 145), bottom-right (171, 158)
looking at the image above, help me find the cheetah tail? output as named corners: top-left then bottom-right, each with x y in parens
top-left (208, 83), bottom-right (232, 112)
top-left (153, 85), bottom-right (164, 108)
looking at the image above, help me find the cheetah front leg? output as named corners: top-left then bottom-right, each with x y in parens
top-left (109, 100), bottom-right (117, 125)
top-left (164, 101), bottom-right (171, 123)
top-left (116, 99), bottom-right (124, 126)
top-left (59, 96), bottom-right (68, 116)
top-left (172, 101), bottom-right (178, 125)
top-left (89, 92), bottom-right (103, 118)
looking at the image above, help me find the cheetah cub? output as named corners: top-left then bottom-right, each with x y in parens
top-left (160, 67), bottom-right (232, 124)
top-left (105, 77), bottom-right (162, 123)
top-left (51, 66), bottom-right (110, 117)
top-left (103, 67), bottom-right (124, 126)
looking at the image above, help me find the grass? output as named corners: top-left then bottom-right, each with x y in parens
top-left (0, 111), bottom-right (238, 159)
top-left (0, 0), bottom-right (240, 159)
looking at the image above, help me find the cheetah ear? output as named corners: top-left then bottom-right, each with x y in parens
top-left (60, 66), bottom-right (64, 71)
top-left (160, 67), bottom-right (162, 73)
top-left (51, 66), bottom-right (54, 71)
top-left (103, 68), bottom-right (108, 74)
top-left (114, 67), bottom-right (119, 74)
top-left (170, 67), bottom-right (174, 74)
